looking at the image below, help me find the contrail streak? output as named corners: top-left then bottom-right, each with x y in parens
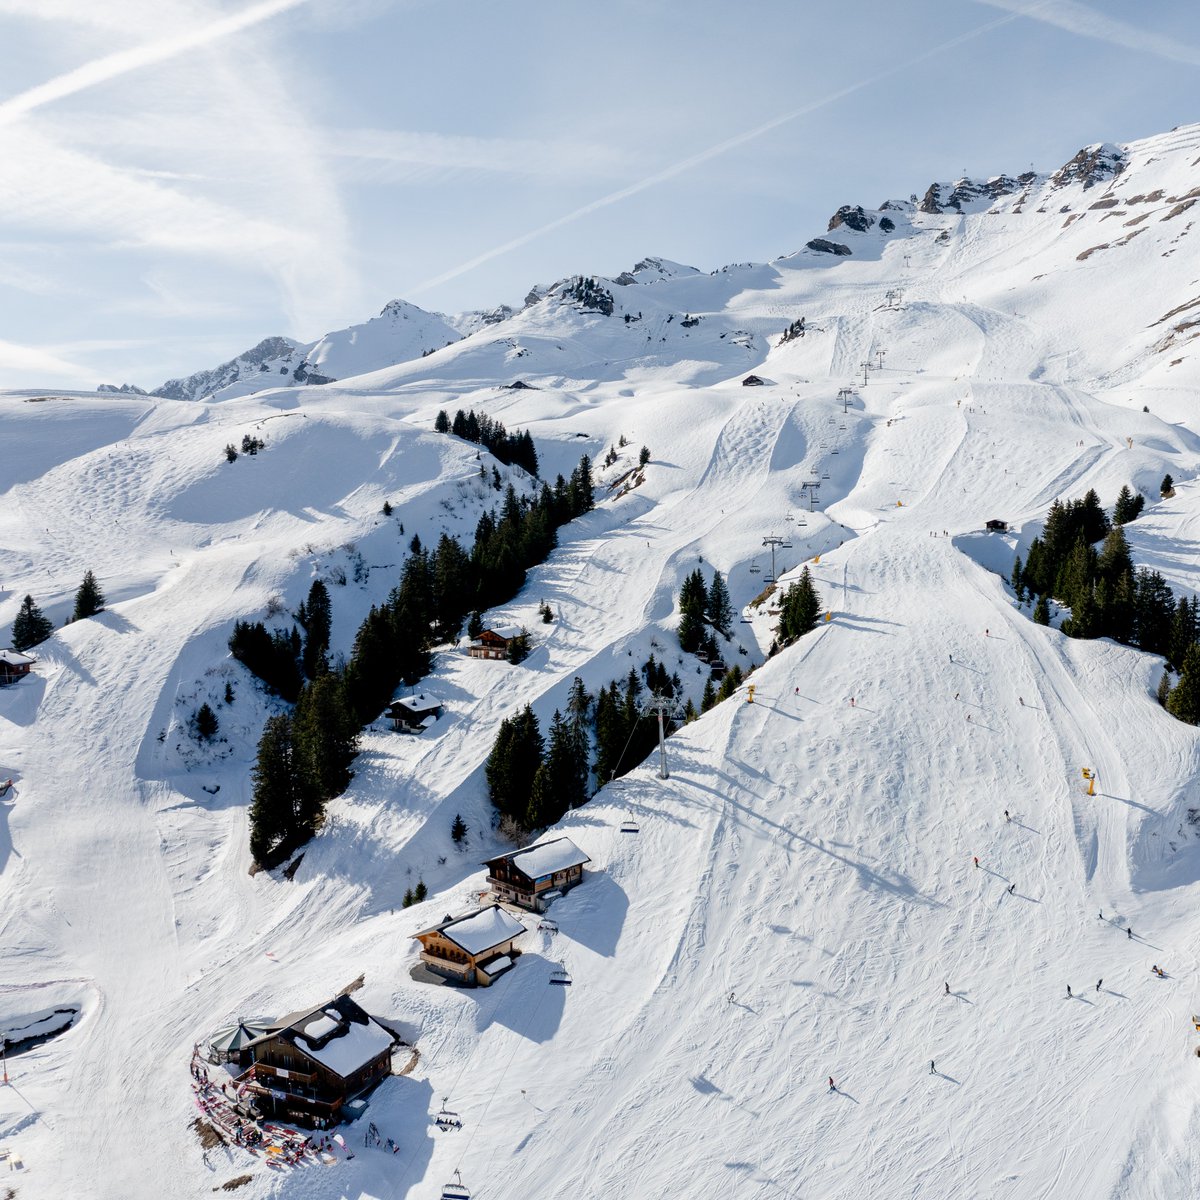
top-left (407, 2), bottom-right (1053, 297)
top-left (0, 0), bottom-right (307, 127)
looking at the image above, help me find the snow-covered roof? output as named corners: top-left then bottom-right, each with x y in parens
top-left (417, 904), bottom-right (525, 956)
top-left (297, 1014), bottom-right (394, 1077)
top-left (480, 624), bottom-right (521, 640)
top-left (394, 693), bottom-right (442, 714)
top-left (490, 837), bottom-right (591, 880)
top-left (480, 955), bottom-right (511, 977)
top-left (0, 650), bottom-right (35, 666)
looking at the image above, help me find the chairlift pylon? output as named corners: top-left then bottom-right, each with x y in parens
top-left (441, 1170), bottom-right (471, 1200)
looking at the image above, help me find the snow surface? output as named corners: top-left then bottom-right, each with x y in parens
top-left (3, 122), bottom-right (1200, 1199)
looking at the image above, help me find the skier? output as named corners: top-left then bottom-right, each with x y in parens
top-left (1099, 909), bottom-right (1103, 920)
top-left (828, 1076), bottom-right (836, 1092)
top-left (944, 981), bottom-right (950, 996)
top-left (1019, 697), bottom-right (1024, 706)
top-left (954, 692), bottom-right (959, 700)
top-left (1008, 883), bottom-right (1016, 895)
top-left (973, 855), bottom-right (980, 868)
top-left (1004, 810), bottom-right (1010, 821)
top-left (1127, 926), bottom-right (1133, 939)
top-left (985, 628), bottom-right (989, 637)
top-left (930, 1060), bottom-right (936, 1074)
top-left (1067, 984), bottom-right (1072, 997)
top-left (850, 697), bottom-right (855, 707)
top-left (967, 712), bottom-right (972, 721)
top-left (1096, 979), bottom-right (1102, 992)
top-left (949, 653), bottom-right (953, 662)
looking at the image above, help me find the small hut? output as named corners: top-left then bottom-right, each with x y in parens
top-left (467, 626), bottom-right (518, 660)
top-left (985, 519), bottom-right (1009, 533)
top-left (742, 374), bottom-right (766, 387)
top-left (0, 650), bottom-right (35, 686)
top-left (483, 837), bottom-right (591, 912)
top-left (412, 905), bottom-right (525, 986)
top-left (387, 694), bottom-right (443, 733)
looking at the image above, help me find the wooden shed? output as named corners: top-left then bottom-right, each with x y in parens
top-left (985, 519), bottom-right (1009, 533)
top-left (0, 650), bottom-right (34, 686)
top-left (387, 693), bottom-right (443, 733)
top-left (742, 374), bottom-right (766, 387)
top-left (483, 837), bottom-right (591, 912)
top-left (412, 905), bottom-right (525, 986)
top-left (234, 993), bottom-right (397, 1128)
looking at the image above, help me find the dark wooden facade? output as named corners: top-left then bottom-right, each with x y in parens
top-left (0, 650), bottom-right (34, 686)
top-left (483, 838), bottom-right (591, 912)
top-left (467, 629), bottom-right (512, 660)
top-left (235, 994), bottom-right (395, 1127)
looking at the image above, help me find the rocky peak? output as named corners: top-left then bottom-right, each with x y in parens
top-left (918, 175), bottom-right (1027, 215)
top-left (96, 382), bottom-right (148, 395)
top-left (827, 205), bottom-right (875, 234)
top-left (1050, 142), bottom-right (1125, 191)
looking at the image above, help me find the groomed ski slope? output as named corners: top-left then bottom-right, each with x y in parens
top-left (3, 123), bottom-right (1200, 1199)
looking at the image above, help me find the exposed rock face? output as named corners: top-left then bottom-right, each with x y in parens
top-left (97, 382), bottom-right (148, 395)
top-left (879, 216), bottom-right (895, 233)
top-left (805, 238), bottom-right (853, 257)
top-left (828, 205), bottom-right (875, 233)
top-left (554, 275), bottom-right (615, 316)
top-left (154, 336), bottom-right (302, 401)
top-left (919, 175), bottom-right (1028, 214)
top-left (1051, 143), bottom-right (1126, 190)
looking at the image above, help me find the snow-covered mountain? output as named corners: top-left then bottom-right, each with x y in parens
top-left (8, 122), bottom-right (1200, 1200)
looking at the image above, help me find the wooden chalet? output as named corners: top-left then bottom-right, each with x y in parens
top-left (985, 519), bottom-right (1009, 533)
top-left (233, 994), bottom-right (397, 1128)
top-left (742, 374), bottom-right (766, 387)
top-left (483, 837), bottom-right (591, 912)
top-left (467, 626), bottom-right (518, 660)
top-left (387, 693), bottom-right (443, 733)
top-left (412, 904), bottom-right (525, 986)
top-left (0, 650), bottom-right (34, 686)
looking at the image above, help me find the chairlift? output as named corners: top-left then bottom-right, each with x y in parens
top-left (821, 470), bottom-right (830, 479)
top-left (549, 963), bottom-right (573, 986)
top-left (435, 1100), bottom-right (463, 1132)
top-left (740, 615), bottom-right (752, 624)
top-left (780, 541), bottom-right (793, 549)
top-left (832, 447), bottom-right (840, 455)
top-left (748, 562), bottom-right (762, 576)
top-left (619, 813), bottom-right (640, 834)
top-left (537, 917), bottom-right (560, 933)
top-left (441, 1170), bottom-right (471, 1200)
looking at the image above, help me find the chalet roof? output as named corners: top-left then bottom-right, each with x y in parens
top-left (392, 693), bottom-right (442, 714)
top-left (0, 650), bottom-right (35, 667)
top-left (477, 624), bottom-right (520, 641)
top-left (414, 904), bottom-right (525, 956)
top-left (250, 993), bottom-right (395, 1079)
top-left (485, 836), bottom-right (591, 880)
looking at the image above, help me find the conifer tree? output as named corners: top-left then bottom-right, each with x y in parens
top-left (434, 409), bottom-right (450, 434)
top-left (248, 713), bottom-right (302, 865)
top-left (72, 570), bottom-right (105, 621)
top-left (706, 571), bottom-right (733, 638)
top-left (299, 579), bottom-right (332, 678)
top-left (1161, 474), bottom-right (1175, 497)
top-left (678, 569), bottom-right (709, 653)
top-left (1033, 595), bottom-right (1050, 625)
top-left (11, 594), bottom-right (53, 651)
top-left (451, 813), bottom-right (467, 844)
top-left (1157, 671), bottom-right (1172, 708)
top-left (700, 678), bottom-right (717, 712)
top-left (293, 674), bottom-right (359, 809)
top-left (1167, 644), bottom-right (1200, 724)
top-left (779, 567), bottom-right (821, 645)
top-left (193, 702), bottom-right (219, 742)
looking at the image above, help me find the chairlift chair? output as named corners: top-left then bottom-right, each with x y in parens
top-left (619, 813), bottom-right (640, 834)
top-left (748, 562), bottom-right (761, 576)
top-left (435, 1100), bottom-right (463, 1132)
top-left (549, 962), bottom-right (573, 986)
top-left (822, 470), bottom-right (830, 479)
top-left (441, 1170), bottom-right (471, 1200)
top-left (781, 541), bottom-right (793, 549)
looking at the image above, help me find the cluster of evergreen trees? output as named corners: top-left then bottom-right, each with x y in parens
top-left (1011, 484), bottom-right (1200, 726)
top-left (486, 679), bottom-right (590, 832)
top-left (10, 571), bottom-right (106, 652)
top-left (1013, 486), bottom-right (1157, 643)
top-left (773, 567), bottom-right (822, 650)
top-left (433, 407), bottom-right (539, 476)
top-left (677, 568), bottom-right (733, 655)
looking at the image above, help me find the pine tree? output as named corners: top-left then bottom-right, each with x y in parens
top-left (706, 571), bottom-right (733, 638)
top-left (451, 813), bottom-right (467, 844)
top-left (1168, 595), bottom-right (1199, 672)
top-left (248, 714), bottom-right (302, 865)
top-left (292, 674), bottom-right (359, 812)
top-left (1132, 569), bottom-right (1175, 657)
top-left (1167, 644), bottom-right (1200, 724)
top-left (193, 702), bottom-right (219, 742)
top-left (299, 579), bottom-right (332, 678)
top-left (1157, 671), bottom-right (1172, 708)
top-left (638, 445), bottom-right (651, 468)
top-left (1011, 555), bottom-right (1023, 600)
top-left (434, 410), bottom-right (450, 434)
top-left (1161, 474), bottom-right (1175, 497)
top-left (10, 594), bottom-right (53, 651)
top-left (485, 705), bottom-right (543, 822)
top-left (414, 879), bottom-right (427, 902)
top-left (1033, 595), bottom-right (1050, 625)
top-left (72, 570), bottom-right (105, 621)
top-left (467, 610), bottom-right (483, 640)
top-left (1113, 484), bottom-right (1140, 525)
top-left (683, 696), bottom-right (698, 722)
top-left (700, 678), bottom-right (717, 712)
top-left (715, 664), bottom-right (744, 703)
top-left (678, 569), bottom-right (709, 653)
top-left (506, 628), bottom-right (531, 664)
top-left (1078, 488), bottom-right (1110, 545)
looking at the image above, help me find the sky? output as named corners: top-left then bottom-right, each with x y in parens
top-left (0, 0), bottom-right (1198, 392)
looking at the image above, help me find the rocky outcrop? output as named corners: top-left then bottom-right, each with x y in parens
top-left (879, 216), bottom-right (895, 233)
top-left (805, 238), bottom-right (852, 257)
top-left (154, 336), bottom-right (302, 401)
top-left (919, 174), bottom-right (1032, 214)
top-left (1051, 143), bottom-right (1125, 191)
top-left (97, 382), bottom-right (148, 395)
top-left (828, 205), bottom-right (874, 233)
top-left (554, 275), bottom-right (615, 316)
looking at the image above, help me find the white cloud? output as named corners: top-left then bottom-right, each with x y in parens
top-left (0, 338), bottom-right (92, 382)
top-left (975, 0), bottom-right (1200, 67)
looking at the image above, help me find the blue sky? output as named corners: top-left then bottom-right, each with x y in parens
top-left (0, 0), bottom-right (1197, 390)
